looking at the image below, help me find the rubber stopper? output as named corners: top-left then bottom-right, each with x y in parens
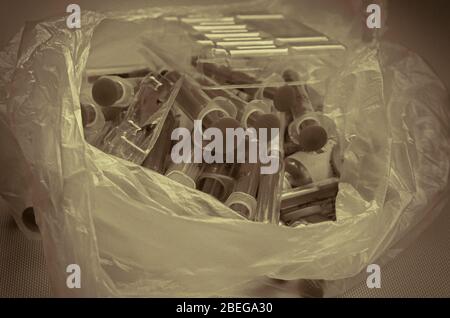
top-left (282, 69), bottom-right (299, 82)
top-left (210, 117), bottom-right (242, 156)
top-left (92, 77), bottom-right (123, 107)
top-left (273, 85), bottom-right (297, 113)
top-left (298, 125), bottom-right (328, 152)
top-left (214, 117), bottom-right (241, 136)
top-left (253, 113), bottom-right (280, 130)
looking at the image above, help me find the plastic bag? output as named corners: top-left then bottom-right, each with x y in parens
top-left (2, 0), bottom-right (449, 297)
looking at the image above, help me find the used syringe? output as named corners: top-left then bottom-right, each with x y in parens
top-left (254, 113), bottom-right (286, 224)
top-left (197, 163), bottom-right (235, 202)
top-left (225, 162), bottom-right (260, 219)
top-left (164, 71), bottom-right (238, 130)
top-left (165, 149), bottom-right (204, 189)
top-left (273, 81), bottom-right (327, 152)
top-left (142, 111), bottom-right (177, 174)
top-left (91, 75), bottom-right (142, 108)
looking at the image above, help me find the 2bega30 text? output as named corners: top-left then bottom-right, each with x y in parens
top-left (176, 302), bottom-right (273, 315)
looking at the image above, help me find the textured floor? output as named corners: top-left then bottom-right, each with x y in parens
top-left (343, 204), bottom-right (450, 298)
top-left (1, 197), bottom-right (449, 298)
top-left (0, 201), bottom-right (52, 297)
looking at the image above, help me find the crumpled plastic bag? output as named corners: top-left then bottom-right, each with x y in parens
top-left (1, 0), bottom-right (449, 297)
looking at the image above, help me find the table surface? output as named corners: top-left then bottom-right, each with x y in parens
top-left (0, 0), bottom-right (449, 298)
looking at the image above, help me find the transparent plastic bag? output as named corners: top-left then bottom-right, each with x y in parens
top-left (2, 0), bottom-right (449, 297)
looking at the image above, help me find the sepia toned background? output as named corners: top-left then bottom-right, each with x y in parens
top-left (0, 0), bottom-right (449, 297)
